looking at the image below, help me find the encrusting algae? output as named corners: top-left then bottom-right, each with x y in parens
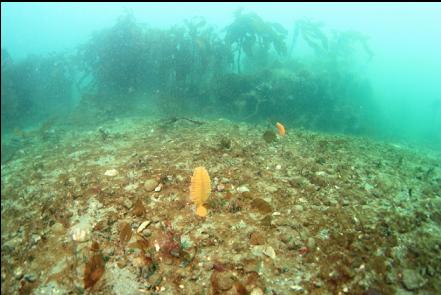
top-left (189, 166), bottom-right (211, 217)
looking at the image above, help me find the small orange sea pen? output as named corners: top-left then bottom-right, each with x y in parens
top-left (276, 122), bottom-right (286, 137)
top-left (189, 166), bottom-right (211, 217)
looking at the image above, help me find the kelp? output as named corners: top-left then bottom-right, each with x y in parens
top-left (225, 9), bottom-right (287, 73)
top-left (291, 19), bottom-right (328, 55)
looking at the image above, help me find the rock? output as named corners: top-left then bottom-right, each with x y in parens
top-left (154, 184), bottom-right (162, 192)
top-left (104, 169), bottom-right (118, 177)
top-left (51, 222), bottom-right (64, 234)
top-left (265, 185), bottom-right (278, 193)
top-left (250, 232), bottom-right (266, 245)
top-left (402, 269), bottom-right (426, 290)
top-left (144, 179), bottom-right (158, 191)
top-left (14, 267), bottom-right (24, 279)
top-left (215, 272), bottom-right (234, 291)
top-left (250, 287), bottom-right (264, 295)
top-left (103, 248), bottom-right (114, 257)
top-left (307, 237), bottom-right (316, 249)
top-left (237, 185), bottom-right (250, 193)
top-left (31, 234), bottom-right (41, 245)
top-left (123, 199), bottom-right (133, 209)
top-left (294, 205), bottom-right (304, 211)
top-left (176, 175), bottom-right (185, 183)
top-left (142, 229), bottom-right (152, 237)
top-left (124, 183), bottom-right (138, 192)
top-left (260, 215), bottom-right (272, 226)
top-left (24, 273), bottom-right (37, 282)
top-left (263, 245), bottom-right (276, 259)
top-left (243, 259), bottom-right (260, 273)
top-left (251, 198), bottom-right (273, 214)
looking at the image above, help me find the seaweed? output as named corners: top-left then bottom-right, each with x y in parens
top-left (119, 221), bottom-right (132, 247)
top-left (225, 9), bottom-right (287, 73)
top-left (133, 199), bottom-right (146, 217)
top-left (84, 242), bottom-right (105, 290)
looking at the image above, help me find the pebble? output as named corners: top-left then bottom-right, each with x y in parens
top-left (275, 164), bottom-right (282, 170)
top-left (14, 267), bottom-right (24, 279)
top-left (103, 248), bottom-right (114, 257)
top-left (24, 273), bottom-right (37, 282)
top-left (250, 232), bottom-right (266, 245)
top-left (307, 237), bottom-right (316, 249)
top-left (250, 288), bottom-right (264, 295)
top-left (216, 272), bottom-right (234, 291)
top-left (294, 205), bottom-right (304, 211)
top-left (142, 229), bottom-right (152, 237)
top-left (123, 199), bottom-right (133, 209)
top-left (144, 179), bottom-right (158, 191)
top-left (51, 222), bottom-right (64, 234)
top-left (31, 234), bottom-right (41, 245)
top-left (104, 169), bottom-right (118, 177)
top-left (237, 185), bottom-right (250, 193)
top-left (266, 185), bottom-right (278, 193)
top-left (263, 245), bottom-right (276, 259)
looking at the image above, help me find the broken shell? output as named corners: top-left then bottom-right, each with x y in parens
top-left (237, 185), bottom-right (250, 193)
top-left (154, 184), bottom-right (162, 192)
top-left (217, 184), bottom-right (225, 192)
top-left (137, 220), bottom-right (151, 233)
top-left (70, 227), bottom-right (88, 242)
top-left (104, 169), bottom-right (118, 177)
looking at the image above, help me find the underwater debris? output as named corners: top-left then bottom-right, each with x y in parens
top-left (263, 130), bottom-right (277, 143)
top-left (189, 167), bottom-right (211, 217)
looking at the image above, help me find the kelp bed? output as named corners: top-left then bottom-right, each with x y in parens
top-left (1, 117), bottom-right (440, 294)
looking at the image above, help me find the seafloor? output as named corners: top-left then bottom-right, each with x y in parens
top-left (1, 117), bottom-right (440, 295)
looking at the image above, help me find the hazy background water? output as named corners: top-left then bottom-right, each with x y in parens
top-left (2, 2), bottom-right (441, 149)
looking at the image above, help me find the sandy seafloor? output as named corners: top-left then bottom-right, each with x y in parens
top-left (1, 117), bottom-right (440, 295)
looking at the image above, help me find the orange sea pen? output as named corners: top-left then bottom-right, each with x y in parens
top-left (190, 166), bottom-right (211, 217)
top-left (276, 122), bottom-right (286, 137)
